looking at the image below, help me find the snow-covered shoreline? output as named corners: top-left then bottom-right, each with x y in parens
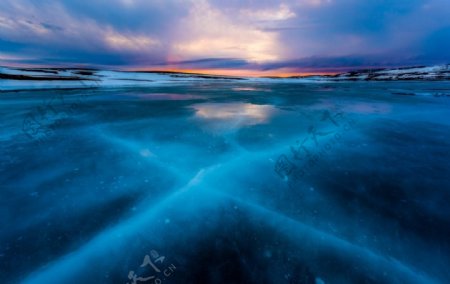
top-left (330, 64), bottom-right (450, 81)
top-left (1, 64), bottom-right (449, 91)
top-left (0, 66), bottom-right (250, 91)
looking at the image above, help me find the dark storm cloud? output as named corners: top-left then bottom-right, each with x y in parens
top-left (0, 0), bottom-right (449, 71)
top-left (158, 58), bottom-right (250, 69)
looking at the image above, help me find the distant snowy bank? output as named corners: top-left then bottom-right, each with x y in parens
top-left (329, 64), bottom-right (450, 81)
top-left (0, 67), bottom-right (247, 91)
top-left (1, 64), bottom-right (449, 91)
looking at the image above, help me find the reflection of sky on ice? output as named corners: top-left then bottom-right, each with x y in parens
top-left (1, 82), bottom-right (450, 283)
top-left (126, 93), bottom-right (204, 101)
top-left (192, 102), bottom-right (276, 131)
top-left (231, 87), bottom-right (270, 92)
top-left (310, 99), bottom-right (392, 114)
top-left (192, 102), bottom-right (277, 133)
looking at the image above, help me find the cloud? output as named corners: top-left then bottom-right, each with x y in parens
top-left (170, 0), bottom-right (281, 63)
top-left (104, 31), bottom-right (160, 52)
top-left (160, 58), bottom-right (249, 69)
top-left (240, 4), bottom-right (296, 21)
top-left (0, 0), bottom-right (449, 72)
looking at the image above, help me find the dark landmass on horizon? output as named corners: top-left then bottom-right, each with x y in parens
top-left (1, 64), bottom-right (449, 82)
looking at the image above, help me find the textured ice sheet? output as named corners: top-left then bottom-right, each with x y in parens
top-left (1, 81), bottom-right (450, 283)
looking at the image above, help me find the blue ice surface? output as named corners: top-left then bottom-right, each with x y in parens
top-left (1, 81), bottom-right (450, 283)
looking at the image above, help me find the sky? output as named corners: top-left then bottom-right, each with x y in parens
top-left (1, 0), bottom-right (450, 76)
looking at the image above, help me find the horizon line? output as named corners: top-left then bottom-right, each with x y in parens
top-left (1, 63), bottom-right (446, 78)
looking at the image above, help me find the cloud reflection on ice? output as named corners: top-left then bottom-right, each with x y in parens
top-left (192, 102), bottom-right (276, 130)
top-left (232, 87), bottom-right (269, 92)
top-left (311, 100), bottom-right (392, 114)
top-left (128, 93), bottom-right (204, 100)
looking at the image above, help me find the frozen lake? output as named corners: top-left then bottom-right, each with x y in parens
top-left (1, 81), bottom-right (450, 283)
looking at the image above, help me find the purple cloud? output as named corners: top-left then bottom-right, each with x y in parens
top-left (0, 0), bottom-right (449, 72)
